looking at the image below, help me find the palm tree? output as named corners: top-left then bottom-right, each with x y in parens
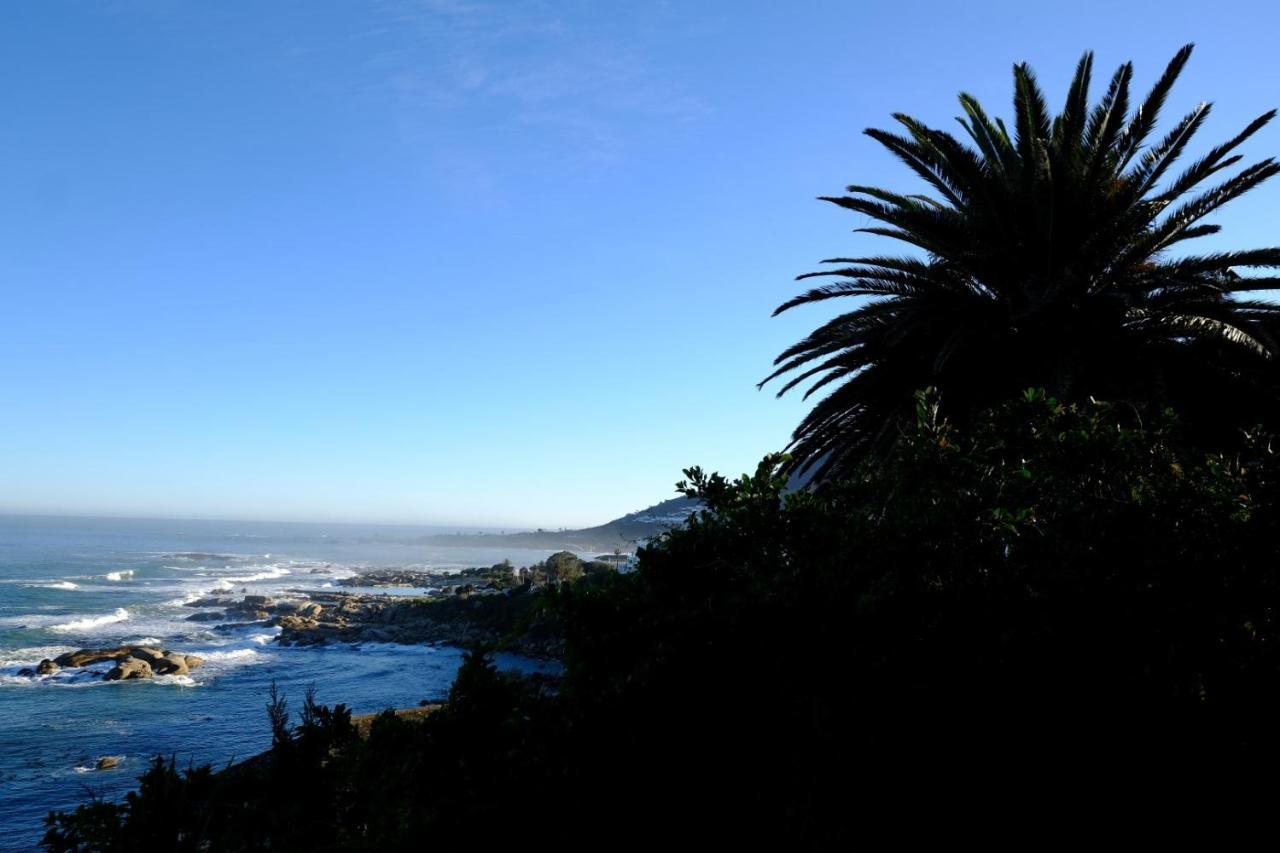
top-left (764, 45), bottom-right (1280, 481)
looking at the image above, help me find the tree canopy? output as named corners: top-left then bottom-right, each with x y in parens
top-left (765, 45), bottom-right (1280, 480)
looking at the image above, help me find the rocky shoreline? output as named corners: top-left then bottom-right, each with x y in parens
top-left (182, 578), bottom-right (561, 658)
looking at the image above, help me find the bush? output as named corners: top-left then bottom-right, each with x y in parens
top-left (45, 392), bottom-right (1280, 849)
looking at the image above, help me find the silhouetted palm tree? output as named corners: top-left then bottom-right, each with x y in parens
top-left (765, 45), bottom-right (1280, 480)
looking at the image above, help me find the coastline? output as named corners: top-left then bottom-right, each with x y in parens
top-left (171, 565), bottom-right (569, 659)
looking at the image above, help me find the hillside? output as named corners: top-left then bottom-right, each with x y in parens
top-left (414, 496), bottom-right (700, 552)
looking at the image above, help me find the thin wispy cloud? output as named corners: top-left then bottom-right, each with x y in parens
top-left (363, 0), bottom-right (709, 172)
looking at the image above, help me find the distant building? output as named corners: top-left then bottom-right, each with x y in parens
top-left (594, 551), bottom-right (641, 574)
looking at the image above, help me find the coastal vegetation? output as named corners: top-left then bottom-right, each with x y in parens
top-left (43, 46), bottom-right (1280, 847)
top-left (45, 391), bottom-right (1280, 847)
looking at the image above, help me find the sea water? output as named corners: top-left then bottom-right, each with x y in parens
top-left (0, 514), bottom-right (563, 850)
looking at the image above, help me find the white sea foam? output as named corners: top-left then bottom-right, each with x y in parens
top-left (0, 674), bottom-right (37, 686)
top-left (0, 645), bottom-right (76, 668)
top-left (132, 637), bottom-right (162, 646)
top-left (222, 566), bottom-right (291, 583)
top-left (105, 570), bottom-right (134, 581)
top-left (50, 608), bottom-right (130, 633)
top-left (202, 648), bottom-right (259, 662)
top-left (211, 580), bottom-right (235, 592)
top-left (25, 581), bottom-right (80, 591)
top-left (249, 632), bottom-right (278, 645)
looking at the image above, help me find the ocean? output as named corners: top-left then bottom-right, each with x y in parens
top-left (0, 514), bottom-right (564, 850)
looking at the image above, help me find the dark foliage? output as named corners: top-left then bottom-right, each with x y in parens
top-left (44, 393), bottom-right (1280, 849)
top-left (765, 44), bottom-right (1280, 479)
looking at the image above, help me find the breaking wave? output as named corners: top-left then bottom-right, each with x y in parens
top-left (222, 566), bottom-right (291, 583)
top-left (50, 608), bottom-right (130, 633)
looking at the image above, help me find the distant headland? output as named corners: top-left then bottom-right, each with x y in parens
top-left (415, 496), bottom-right (699, 552)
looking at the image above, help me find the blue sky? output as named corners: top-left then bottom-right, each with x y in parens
top-left (2, 0), bottom-right (1279, 527)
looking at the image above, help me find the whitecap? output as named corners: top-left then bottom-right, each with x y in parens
top-left (25, 581), bottom-right (80, 591)
top-left (0, 674), bottom-right (36, 686)
top-left (50, 608), bottom-right (130, 633)
top-left (201, 649), bottom-right (259, 662)
top-left (221, 566), bottom-right (291, 583)
top-left (105, 570), bottom-right (134, 581)
top-left (0, 645), bottom-right (76, 668)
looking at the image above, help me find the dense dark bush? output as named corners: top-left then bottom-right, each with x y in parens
top-left (44, 392), bottom-right (1280, 849)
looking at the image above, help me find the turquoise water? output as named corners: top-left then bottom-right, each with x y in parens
top-left (0, 515), bottom-right (562, 851)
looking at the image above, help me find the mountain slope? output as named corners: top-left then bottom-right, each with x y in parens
top-left (416, 496), bottom-right (700, 553)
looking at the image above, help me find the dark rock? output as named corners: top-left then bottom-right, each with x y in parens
top-left (186, 611), bottom-right (226, 622)
top-left (185, 596), bottom-right (234, 608)
top-left (36, 659), bottom-right (59, 676)
top-left (54, 648), bottom-right (135, 668)
top-left (276, 615), bottom-right (318, 631)
top-left (127, 648), bottom-right (167, 665)
top-left (96, 756), bottom-right (120, 770)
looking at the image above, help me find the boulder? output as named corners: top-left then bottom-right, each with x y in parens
top-left (105, 658), bottom-right (153, 681)
top-left (153, 653), bottom-right (188, 675)
top-left (184, 655), bottom-right (204, 671)
top-left (54, 647), bottom-right (135, 668)
top-left (185, 596), bottom-right (233, 608)
top-left (36, 659), bottom-right (60, 676)
top-left (127, 648), bottom-right (167, 665)
top-left (186, 611), bottom-right (226, 622)
top-left (96, 756), bottom-right (120, 770)
top-left (276, 615), bottom-right (317, 631)
top-left (297, 603), bottom-right (323, 619)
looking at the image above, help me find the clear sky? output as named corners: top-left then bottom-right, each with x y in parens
top-left (2, 0), bottom-right (1279, 528)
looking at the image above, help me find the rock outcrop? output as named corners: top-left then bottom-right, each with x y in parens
top-left (105, 658), bottom-right (153, 680)
top-left (47, 646), bottom-right (205, 681)
top-left (274, 589), bottom-right (561, 657)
